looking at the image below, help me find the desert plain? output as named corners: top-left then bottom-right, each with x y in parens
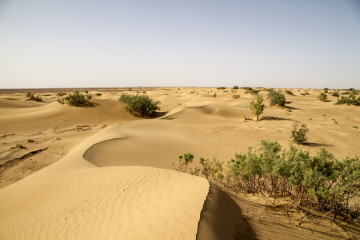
top-left (0, 87), bottom-right (359, 240)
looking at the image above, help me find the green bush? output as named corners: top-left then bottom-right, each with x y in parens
top-left (119, 93), bottom-right (160, 117)
top-left (95, 93), bottom-right (102, 96)
top-left (268, 91), bottom-right (286, 106)
top-left (331, 91), bottom-right (339, 97)
top-left (232, 94), bottom-right (240, 99)
top-left (291, 121), bottom-right (309, 144)
top-left (58, 91), bottom-right (91, 106)
top-left (335, 92), bottom-right (360, 106)
top-left (57, 92), bottom-right (66, 97)
top-left (175, 141), bottom-right (360, 222)
top-left (217, 87), bottom-right (226, 90)
top-left (233, 86), bottom-right (239, 89)
top-left (26, 93), bottom-right (43, 102)
top-left (318, 92), bottom-right (328, 102)
top-left (249, 95), bottom-right (265, 121)
top-left (285, 90), bottom-right (294, 96)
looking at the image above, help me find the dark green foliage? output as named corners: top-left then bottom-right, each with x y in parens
top-left (233, 86), bottom-right (239, 89)
top-left (86, 95), bottom-right (92, 100)
top-left (318, 92), bottom-right (327, 102)
top-left (57, 92), bottom-right (66, 97)
top-left (324, 88), bottom-right (329, 93)
top-left (26, 93), bottom-right (43, 102)
top-left (95, 93), bottom-right (102, 96)
top-left (217, 87), bottom-right (226, 90)
top-left (268, 91), bottom-right (286, 106)
top-left (119, 93), bottom-right (160, 117)
top-left (27, 139), bottom-right (34, 143)
top-left (335, 92), bottom-right (360, 106)
top-left (232, 94), bottom-right (240, 99)
top-left (59, 91), bottom-right (91, 106)
top-left (331, 91), bottom-right (339, 97)
top-left (285, 90), bottom-right (294, 96)
top-left (249, 95), bottom-right (266, 121)
top-left (291, 121), bottom-right (309, 144)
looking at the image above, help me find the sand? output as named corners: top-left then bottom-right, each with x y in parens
top-left (0, 88), bottom-right (359, 239)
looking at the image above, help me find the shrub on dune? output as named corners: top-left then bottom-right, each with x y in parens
top-left (268, 91), bottom-right (286, 106)
top-left (57, 91), bottom-right (91, 106)
top-left (318, 92), bottom-right (328, 102)
top-left (119, 93), bottom-right (160, 117)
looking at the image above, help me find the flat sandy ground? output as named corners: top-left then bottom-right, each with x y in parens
top-left (0, 87), bottom-right (359, 239)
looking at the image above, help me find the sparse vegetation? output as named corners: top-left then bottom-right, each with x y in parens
top-left (249, 95), bottom-right (265, 121)
top-left (15, 144), bottom-right (25, 149)
top-left (217, 87), bottom-right (226, 90)
top-left (268, 91), bottom-right (286, 106)
top-left (324, 88), bottom-right (329, 93)
top-left (291, 121), bottom-right (309, 144)
top-left (27, 139), bottom-right (34, 143)
top-left (335, 92), bottom-right (360, 106)
top-left (57, 92), bottom-right (66, 97)
top-left (213, 93), bottom-right (217, 98)
top-left (318, 92), bottom-right (328, 102)
top-left (119, 93), bottom-right (160, 117)
top-left (174, 140), bottom-right (360, 223)
top-left (285, 90), bottom-right (294, 96)
top-left (26, 93), bottom-right (43, 102)
top-left (232, 94), bottom-right (240, 99)
top-left (95, 93), bottom-right (102, 96)
top-left (331, 91), bottom-right (339, 97)
top-left (233, 86), bottom-right (239, 89)
top-left (58, 91), bottom-right (91, 106)
top-left (86, 95), bottom-right (92, 100)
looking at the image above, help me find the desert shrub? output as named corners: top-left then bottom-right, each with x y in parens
top-left (95, 93), bottom-right (102, 96)
top-left (217, 87), bottom-right (226, 90)
top-left (119, 93), bottom-right (160, 117)
top-left (241, 87), bottom-right (252, 90)
top-left (57, 92), bottom-right (66, 97)
top-left (233, 86), bottom-right (239, 89)
top-left (58, 91), bottom-right (91, 106)
top-left (15, 144), bottom-right (25, 149)
top-left (200, 157), bottom-right (224, 182)
top-left (324, 88), bottom-right (329, 93)
top-left (285, 90), bottom-right (294, 96)
top-left (232, 94), bottom-right (240, 99)
top-left (335, 92), bottom-right (360, 106)
top-left (86, 95), bottom-right (92, 100)
top-left (27, 139), bottom-right (34, 143)
top-left (268, 91), bottom-right (286, 106)
top-left (291, 121), bottom-right (309, 144)
top-left (249, 95), bottom-right (265, 121)
top-left (26, 93), bottom-right (43, 102)
top-left (175, 141), bottom-right (360, 222)
top-left (331, 91), bottom-right (339, 97)
top-left (318, 92), bottom-right (327, 102)
top-left (213, 93), bottom-right (217, 98)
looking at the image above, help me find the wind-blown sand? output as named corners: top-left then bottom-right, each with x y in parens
top-left (0, 88), bottom-right (359, 239)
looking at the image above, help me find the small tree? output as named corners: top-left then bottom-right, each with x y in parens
top-left (249, 95), bottom-right (265, 121)
top-left (291, 121), bottom-right (309, 144)
top-left (318, 92), bottom-right (327, 102)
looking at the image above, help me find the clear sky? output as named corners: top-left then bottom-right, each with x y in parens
top-left (1, 0), bottom-right (359, 89)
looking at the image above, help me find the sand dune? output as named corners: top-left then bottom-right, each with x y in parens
top-left (1, 88), bottom-right (359, 240)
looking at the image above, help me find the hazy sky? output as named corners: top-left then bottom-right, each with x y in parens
top-left (1, 0), bottom-right (359, 89)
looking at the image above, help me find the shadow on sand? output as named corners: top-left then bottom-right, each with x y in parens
top-left (303, 142), bottom-right (333, 147)
top-left (197, 184), bottom-right (258, 240)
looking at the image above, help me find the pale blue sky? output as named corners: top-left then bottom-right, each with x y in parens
top-left (1, 0), bottom-right (359, 89)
